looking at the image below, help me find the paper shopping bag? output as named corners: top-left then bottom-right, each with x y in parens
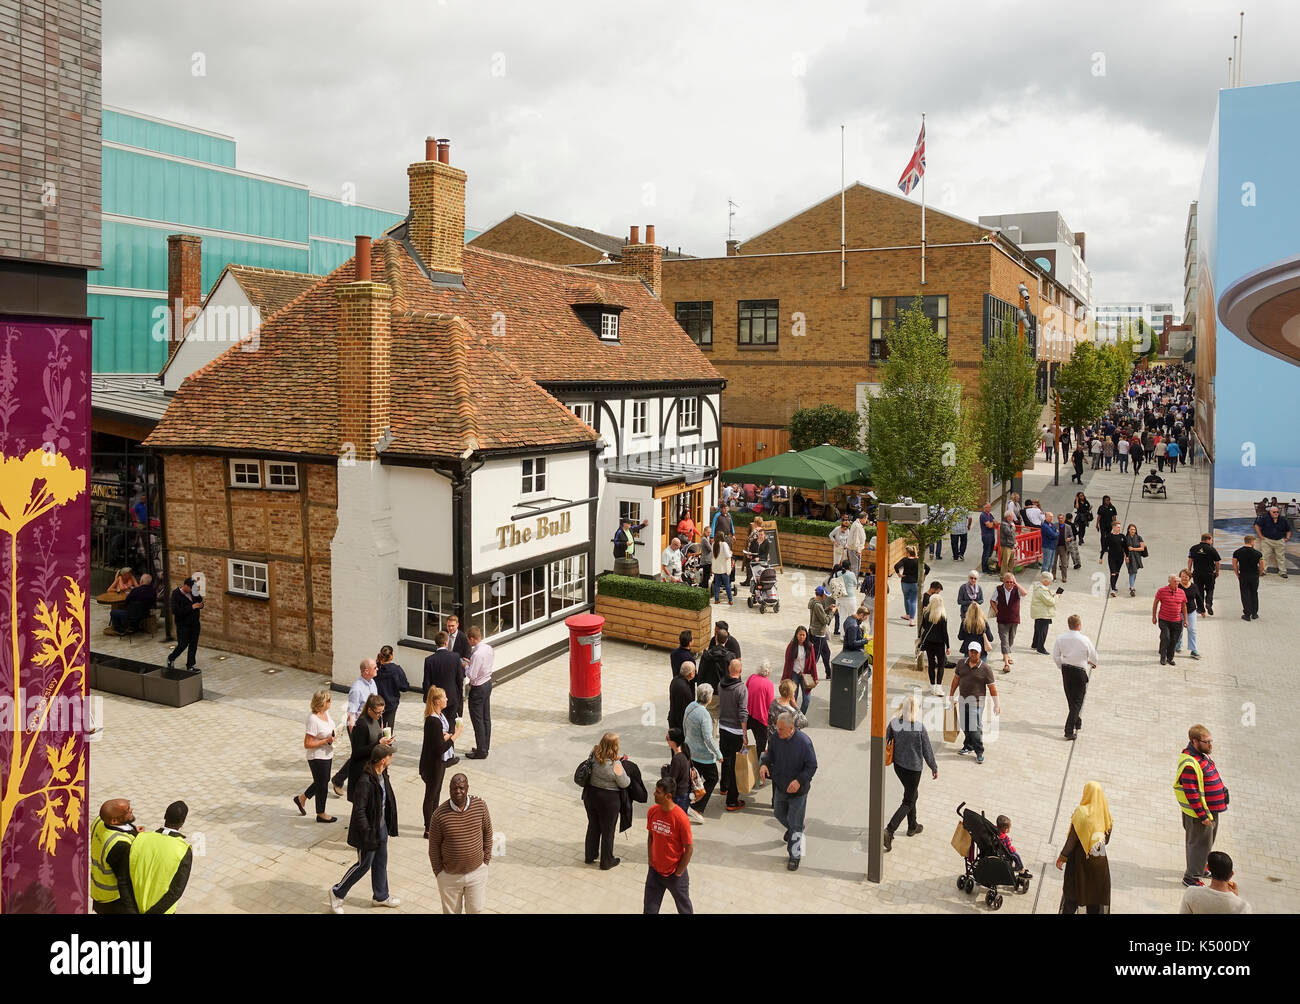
top-left (951, 821), bottom-right (972, 857)
top-left (943, 703), bottom-right (959, 744)
top-left (735, 746), bottom-right (758, 796)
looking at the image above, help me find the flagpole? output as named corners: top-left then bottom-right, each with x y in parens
top-left (920, 113), bottom-right (926, 286)
top-left (841, 124), bottom-right (846, 290)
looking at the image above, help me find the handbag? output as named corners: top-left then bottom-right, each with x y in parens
top-left (800, 672), bottom-right (816, 689)
top-left (884, 736), bottom-right (895, 766)
top-left (689, 765), bottom-right (706, 803)
top-left (573, 755), bottom-right (594, 787)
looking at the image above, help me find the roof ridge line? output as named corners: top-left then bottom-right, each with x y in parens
top-left (466, 245), bottom-right (645, 282)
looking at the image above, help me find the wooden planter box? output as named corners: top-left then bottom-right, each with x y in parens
top-left (735, 525), bottom-right (908, 573)
top-left (595, 594), bottom-right (712, 651)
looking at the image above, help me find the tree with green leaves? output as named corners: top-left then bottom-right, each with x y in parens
top-left (866, 297), bottom-right (979, 558)
top-left (974, 318), bottom-right (1041, 517)
top-left (1056, 341), bottom-right (1111, 436)
top-left (789, 403), bottom-right (862, 451)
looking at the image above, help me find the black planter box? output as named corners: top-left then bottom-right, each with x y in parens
top-left (90, 652), bottom-right (203, 708)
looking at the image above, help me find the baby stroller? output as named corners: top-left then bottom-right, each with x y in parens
top-left (954, 802), bottom-right (1030, 910)
top-left (746, 562), bottom-right (780, 614)
top-left (681, 544), bottom-right (703, 587)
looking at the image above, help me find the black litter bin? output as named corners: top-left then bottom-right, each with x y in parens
top-left (829, 647), bottom-right (870, 730)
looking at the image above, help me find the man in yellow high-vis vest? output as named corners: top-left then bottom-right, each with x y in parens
top-left (129, 801), bottom-right (194, 915)
top-left (90, 798), bottom-right (141, 914)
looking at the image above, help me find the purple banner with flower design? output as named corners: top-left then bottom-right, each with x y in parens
top-left (0, 317), bottom-right (91, 914)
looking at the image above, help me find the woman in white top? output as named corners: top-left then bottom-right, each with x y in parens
top-left (295, 688), bottom-right (338, 822)
top-left (712, 534), bottom-right (734, 605)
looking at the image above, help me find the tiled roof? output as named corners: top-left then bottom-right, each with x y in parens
top-left (225, 264), bottom-right (322, 320)
top-left (519, 214), bottom-right (693, 260)
top-left (145, 241), bottom-right (601, 459)
top-left (396, 245), bottom-right (723, 385)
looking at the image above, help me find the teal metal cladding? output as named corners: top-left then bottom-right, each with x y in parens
top-left (103, 108), bottom-right (237, 168)
top-left (90, 293), bottom-right (168, 373)
top-left (100, 220), bottom-right (308, 292)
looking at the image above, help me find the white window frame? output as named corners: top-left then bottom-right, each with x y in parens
top-left (550, 554), bottom-right (588, 612)
top-left (631, 400), bottom-right (649, 437)
top-left (678, 396), bottom-right (700, 433)
top-left (227, 558), bottom-right (269, 597)
top-left (600, 312), bottom-right (619, 341)
top-left (229, 459), bottom-right (261, 488)
top-left (472, 574), bottom-right (515, 641)
top-left (403, 579), bottom-right (454, 643)
top-left (570, 402), bottom-right (595, 427)
top-left (517, 565), bottom-right (549, 628)
top-left (265, 461), bottom-right (299, 490)
top-left (521, 456), bottom-right (547, 495)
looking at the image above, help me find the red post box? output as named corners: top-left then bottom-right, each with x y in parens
top-left (565, 612), bottom-right (604, 725)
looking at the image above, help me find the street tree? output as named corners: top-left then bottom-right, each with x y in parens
top-left (789, 403), bottom-right (861, 451)
top-left (1056, 341), bottom-right (1111, 436)
top-left (866, 297), bottom-right (979, 559)
top-left (974, 318), bottom-right (1041, 517)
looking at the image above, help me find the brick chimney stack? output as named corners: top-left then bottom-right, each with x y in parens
top-left (166, 234), bottom-right (201, 361)
top-left (726, 239), bottom-right (741, 257)
top-left (620, 224), bottom-right (664, 299)
top-left (407, 136), bottom-right (466, 279)
top-left (335, 235), bottom-right (392, 460)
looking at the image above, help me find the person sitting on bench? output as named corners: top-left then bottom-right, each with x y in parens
top-left (110, 574), bottom-right (156, 634)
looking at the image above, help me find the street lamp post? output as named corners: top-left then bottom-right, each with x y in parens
top-left (867, 499), bottom-right (926, 883)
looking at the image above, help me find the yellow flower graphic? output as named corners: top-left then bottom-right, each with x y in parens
top-left (0, 449), bottom-right (87, 913)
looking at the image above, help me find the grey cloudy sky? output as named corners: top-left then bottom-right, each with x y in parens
top-left (104, 0), bottom-right (1299, 306)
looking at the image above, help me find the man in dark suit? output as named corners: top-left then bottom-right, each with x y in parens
top-left (166, 577), bottom-right (204, 670)
top-left (423, 630), bottom-right (466, 721)
top-left (445, 615), bottom-right (472, 664)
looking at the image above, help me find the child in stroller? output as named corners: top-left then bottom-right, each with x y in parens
top-left (746, 562), bottom-right (780, 614)
top-left (954, 802), bottom-right (1031, 909)
top-left (681, 544), bottom-right (703, 587)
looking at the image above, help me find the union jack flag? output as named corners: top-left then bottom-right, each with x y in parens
top-left (897, 122), bottom-right (926, 196)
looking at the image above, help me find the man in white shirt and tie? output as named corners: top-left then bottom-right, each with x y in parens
top-left (464, 626), bottom-right (495, 760)
top-left (1051, 614), bottom-right (1099, 741)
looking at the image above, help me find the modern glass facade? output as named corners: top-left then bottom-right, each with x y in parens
top-left (91, 107), bottom-right (428, 373)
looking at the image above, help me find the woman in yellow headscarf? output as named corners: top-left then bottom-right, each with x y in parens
top-left (1055, 780), bottom-right (1114, 914)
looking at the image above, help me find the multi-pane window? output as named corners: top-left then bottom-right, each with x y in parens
top-left (230, 460), bottom-right (261, 487)
top-left (517, 566), bottom-right (548, 627)
top-left (600, 313), bottom-right (619, 341)
top-left (870, 295), bottom-right (948, 360)
top-left (619, 500), bottom-right (642, 527)
top-left (522, 457), bottom-right (547, 494)
top-left (631, 400), bottom-right (648, 436)
top-left (266, 462), bottom-right (299, 489)
top-left (570, 402), bottom-right (594, 427)
top-left (472, 574), bottom-right (515, 640)
top-left (675, 301), bottom-right (713, 346)
top-left (737, 299), bottom-right (779, 346)
top-left (404, 580), bottom-right (454, 642)
top-left (678, 396), bottom-right (700, 433)
top-left (550, 554), bottom-right (588, 611)
top-left (228, 559), bottom-right (268, 597)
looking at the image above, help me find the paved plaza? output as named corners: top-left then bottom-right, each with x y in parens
top-left (88, 457), bottom-right (1298, 913)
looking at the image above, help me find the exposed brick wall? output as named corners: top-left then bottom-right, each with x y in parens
top-left (469, 214), bottom-right (600, 265)
top-left (166, 234), bottom-right (201, 360)
top-left (407, 158), bottom-right (466, 275)
top-left (620, 241), bottom-right (663, 299)
top-left (159, 453), bottom-right (336, 672)
top-left (740, 184), bottom-right (986, 256)
top-left (0, 0), bottom-right (101, 269)
top-left (335, 281), bottom-right (392, 461)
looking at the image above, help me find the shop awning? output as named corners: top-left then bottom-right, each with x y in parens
top-left (798, 444), bottom-right (872, 484)
top-left (720, 449), bottom-right (860, 491)
top-left (605, 457), bottom-right (717, 487)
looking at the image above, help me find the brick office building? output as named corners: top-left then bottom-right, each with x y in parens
top-left (658, 183), bottom-right (1087, 471)
top-left (470, 212), bottom-right (693, 269)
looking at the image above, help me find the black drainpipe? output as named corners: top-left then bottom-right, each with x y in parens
top-left (446, 455), bottom-right (485, 620)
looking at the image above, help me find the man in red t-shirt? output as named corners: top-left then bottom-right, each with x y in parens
top-left (1152, 573), bottom-right (1188, 667)
top-left (644, 778), bottom-right (694, 914)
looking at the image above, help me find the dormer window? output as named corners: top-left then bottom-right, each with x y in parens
top-left (572, 303), bottom-right (625, 342)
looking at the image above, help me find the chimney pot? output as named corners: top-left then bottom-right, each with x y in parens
top-left (437, 138), bottom-right (451, 164)
top-left (645, 224), bottom-right (656, 246)
top-left (355, 235), bottom-right (371, 281)
top-left (629, 225), bottom-right (640, 244)
top-left (425, 137), bottom-right (437, 162)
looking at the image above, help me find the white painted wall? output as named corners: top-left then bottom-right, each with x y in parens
top-left (388, 465), bottom-right (453, 575)
top-left (161, 273), bottom-right (260, 392)
top-left (331, 459), bottom-right (401, 687)
top-left (470, 450), bottom-right (593, 576)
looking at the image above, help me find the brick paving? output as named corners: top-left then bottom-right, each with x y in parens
top-left (88, 456), bottom-right (1298, 913)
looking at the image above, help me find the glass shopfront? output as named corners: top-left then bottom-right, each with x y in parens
top-left (90, 431), bottom-right (163, 593)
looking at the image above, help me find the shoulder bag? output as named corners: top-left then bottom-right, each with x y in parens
top-left (573, 755), bottom-right (595, 787)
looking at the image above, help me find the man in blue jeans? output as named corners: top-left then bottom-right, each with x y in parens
top-left (948, 643), bottom-right (1000, 765)
top-left (760, 713), bottom-right (817, 871)
top-left (978, 502), bottom-right (997, 572)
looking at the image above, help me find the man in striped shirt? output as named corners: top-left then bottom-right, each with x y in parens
top-left (1176, 725), bottom-right (1229, 888)
top-left (428, 774), bottom-right (493, 914)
